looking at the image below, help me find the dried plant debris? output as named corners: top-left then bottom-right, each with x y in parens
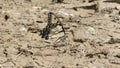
top-left (110, 15), bottom-right (120, 23)
top-left (17, 47), bottom-right (33, 57)
top-left (109, 58), bottom-right (120, 64)
top-left (85, 51), bottom-right (108, 59)
top-left (52, 0), bottom-right (64, 3)
top-left (80, 4), bottom-right (99, 12)
top-left (100, 7), bottom-right (114, 14)
top-left (27, 27), bottom-right (40, 33)
top-left (83, 0), bottom-right (97, 3)
top-left (104, 0), bottom-right (120, 3)
top-left (24, 0), bottom-right (32, 3)
top-left (106, 38), bottom-right (120, 44)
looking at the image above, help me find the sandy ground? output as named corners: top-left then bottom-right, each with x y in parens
top-left (0, 0), bottom-right (120, 68)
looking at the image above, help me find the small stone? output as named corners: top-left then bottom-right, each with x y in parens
top-left (4, 15), bottom-right (10, 21)
top-left (85, 27), bottom-right (96, 35)
top-left (61, 66), bottom-right (65, 68)
top-left (0, 7), bottom-right (2, 9)
top-left (20, 27), bottom-right (27, 32)
top-left (72, 26), bottom-right (96, 43)
top-left (52, 0), bottom-right (64, 3)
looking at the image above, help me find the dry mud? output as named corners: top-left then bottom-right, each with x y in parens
top-left (0, 0), bottom-right (120, 68)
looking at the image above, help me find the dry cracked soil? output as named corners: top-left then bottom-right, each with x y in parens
top-left (0, 0), bottom-right (120, 68)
